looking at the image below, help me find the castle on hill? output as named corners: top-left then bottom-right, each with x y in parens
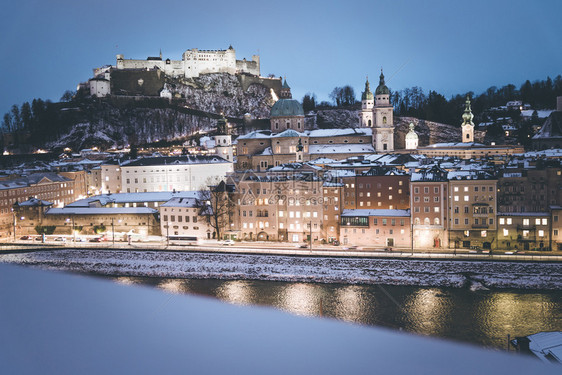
top-left (115, 45), bottom-right (260, 79)
top-left (84, 46), bottom-right (263, 98)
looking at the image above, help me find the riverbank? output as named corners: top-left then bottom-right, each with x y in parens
top-left (1, 248), bottom-right (561, 290)
top-left (2, 241), bottom-right (562, 263)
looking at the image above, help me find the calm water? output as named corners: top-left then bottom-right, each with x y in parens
top-left (108, 276), bottom-right (562, 349)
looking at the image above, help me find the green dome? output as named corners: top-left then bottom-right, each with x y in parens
top-left (375, 70), bottom-right (390, 95)
top-left (270, 98), bottom-right (304, 117)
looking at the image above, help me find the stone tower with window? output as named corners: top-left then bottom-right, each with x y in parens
top-left (214, 115), bottom-right (233, 161)
top-left (372, 69), bottom-right (394, 152)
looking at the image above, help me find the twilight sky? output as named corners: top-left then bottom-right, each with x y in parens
top-left (1, 0), bottom-right (561, 117)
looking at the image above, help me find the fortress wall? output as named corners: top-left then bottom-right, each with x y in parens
top-left (238, 75), bottom-right (282, 96)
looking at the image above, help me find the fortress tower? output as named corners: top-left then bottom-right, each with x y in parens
top-left (372, 69), bottom-right (394, 152)
top-left (461, 96), bottom-right (475, 143)
top-left (360, 77), bottom-right (374, 127)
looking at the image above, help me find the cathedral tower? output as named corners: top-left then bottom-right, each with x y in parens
top-left (373, 69), bottom-right (394, 152)
top-left (461, 96), bottom-right (474, 143)
top-left (360, 77), bottom-right (374, 127)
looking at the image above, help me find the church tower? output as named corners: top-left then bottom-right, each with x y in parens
top-left (373, 69), bottom-right (394, 152)
top-left (214, 115), bottom-right (233, 161)
top-left (360, 77), bottom-right (374, 127)
top-left (461, 96), bottom-right (475, 143)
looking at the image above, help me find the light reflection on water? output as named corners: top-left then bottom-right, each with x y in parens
top-left (106, 277), bottom-right (562, 349)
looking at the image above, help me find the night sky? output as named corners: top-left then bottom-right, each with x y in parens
top-left (1, 0), bottom-right (561, 116)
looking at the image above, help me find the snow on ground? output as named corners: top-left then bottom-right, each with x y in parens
top-left (1, 249), bottom-right (560, 290)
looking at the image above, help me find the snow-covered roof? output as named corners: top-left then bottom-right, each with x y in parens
top-left (342, 209), bottom-right (410, 217)
top-left (16, 198), bottom-right (53, 207)
top-left (520, 109), bottom-right (555, 119)
top-left (236, 131), bottom-right (272, 140)
top-left (67, 191), bottom-right (199, 207)
top-left (46, 207), bottom-right (158, 215)
top-left (272, 129), bottom-right (306, 138)
top-left (308, 128), bottom-right (372, 138)
top-left (0, 173), bottom-right (71, 190)
top-left (122, 155), bottom-right (230, 167)
top-left (160, 197), bottom-right (199, 208)
top-left (309, 144), bottom-right (375, 155)
top-left (447, 170), bottom-right (494, 180)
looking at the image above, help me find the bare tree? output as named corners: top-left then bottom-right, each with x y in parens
top-left (196, 179), bottom-right (235, 240)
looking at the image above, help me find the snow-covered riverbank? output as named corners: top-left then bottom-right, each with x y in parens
top-left (1, 249), bottom-right (561, 290)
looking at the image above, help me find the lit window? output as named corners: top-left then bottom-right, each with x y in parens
top-left (535, 218), bottom-right (541, 225)
top-left (523, 219), bottom-right (529, 226)
top-left (538, 230), bottom-right (544, 237)
top-left (464, 196), bottom-right (469, 202)
top-left (506, 218), bottom-right (512, 225)
top-left (499, 218), bottom-right (505, 225)
top-left (542, 218), bottom-right (547, 225)
top-left (503, 228), bottom-right (508, 236)
top-left (481, 231), bottom-right (487, 237)
top-left (454, 196), bottom-right (459, 201)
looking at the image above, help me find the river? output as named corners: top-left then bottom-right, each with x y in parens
top-left (108, 276), bottom-right (562, 350)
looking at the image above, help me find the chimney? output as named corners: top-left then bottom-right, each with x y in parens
top-left (557, 96), bottom-right (562, 112)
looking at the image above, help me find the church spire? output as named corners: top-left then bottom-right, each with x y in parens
top-left (462, 95), bottom-right (474, 126)
top-left (361, 76), bottom-right (374, 101)
top-left (461, 95), bottom-right (475, 142)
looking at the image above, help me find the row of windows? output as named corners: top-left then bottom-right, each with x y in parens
top-left (453, 186), bottom-right (495, 193)
top-left (162, 215), bottom-right (198, 223)
top-left (453, 218), bottom-right (494, 225)
top-left (454, 195), bottom-right (494, 202)
top-left (499, 218), bottom-right (549, 226)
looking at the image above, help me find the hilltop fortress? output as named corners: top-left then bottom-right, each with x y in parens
top-left (114, 45), bottom-right (260, 78)
top-left (84, 45), bottom-right (273, 99)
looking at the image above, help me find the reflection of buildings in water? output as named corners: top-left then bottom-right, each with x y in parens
top-left (216, 280), bottom-right (254, 306)
top-left (403, 289), bottom-right (451, 335)
top-left (475, 293), bottom-right (554, 340)
top-left (278, 283), bottom-right (320, 317)
top-left (114, 277), bottom-right (142, 286)
top-left (157, 279), bottom-right (188, 294)
top-left (333, 285), bottom-right (367, 323)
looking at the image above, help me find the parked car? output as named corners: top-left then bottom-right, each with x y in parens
top-left (89, 237), bottom-right (102, 242)
top-left (20, 236), bottom-right (32, 240)
top-left (54, 237), bottom-right (66, 242)
top-left (222, 239), bottom-right (235, 246)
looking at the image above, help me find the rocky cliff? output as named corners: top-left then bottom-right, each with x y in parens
top-left (46, 74), bottom-right (275, 151)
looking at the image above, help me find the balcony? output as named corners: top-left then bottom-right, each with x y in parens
top-left (471, 224), bottom-right (489, 229)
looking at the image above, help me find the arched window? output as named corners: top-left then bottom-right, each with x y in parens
top-left (383, 116), bottom-right (387, 124)
top-left (414, 218), bottom-right (420, 225)
top-left (368, 119), bottom-right (372, 127)
top-left (434, 218), bottom-right (440, 225)
top-left (424, 218), bottom-right (430, 225)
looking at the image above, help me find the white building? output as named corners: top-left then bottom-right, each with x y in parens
top-left (120, 155), bottom-right (233, 193)
top-left (159, 197), bottom-right (212, 240)
top-left (405, 123), bottom-right (419, 150)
